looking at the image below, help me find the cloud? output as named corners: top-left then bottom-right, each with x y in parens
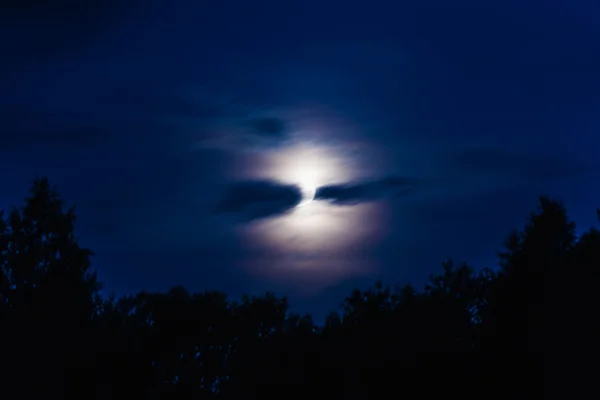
top-left (0, 0), bottom-right (131, 72)
top-left (245, 117), bottom-right (288, 138)
top-left (0, 103), bottom-right (181, 154)
top-left (214, 180), bottom-right (302, 221)
top-left (2, 0), bottom-right (121, 17)
top-left (314, 176), bottom-right (419, 205)
top-left (1, 103), bottom-right (99, 137)
top-left (93, 82), bottom-right (226, 121)
top-left (448, 148), bottom-right (592, 180)
top-left (193, 116), bottom-right (291, 153)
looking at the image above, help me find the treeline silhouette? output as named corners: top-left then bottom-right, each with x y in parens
top-left (1, 178), bottom-right (597, 399)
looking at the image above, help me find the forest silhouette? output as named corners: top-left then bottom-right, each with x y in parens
top-left (0, 177), bottom-right (596, 399)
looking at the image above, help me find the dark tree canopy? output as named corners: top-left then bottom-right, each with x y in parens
top-left (1, 178), bottom-right (597, 399)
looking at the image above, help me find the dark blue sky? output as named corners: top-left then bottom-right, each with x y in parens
top-left (2, 0), bottom-right (600, 318)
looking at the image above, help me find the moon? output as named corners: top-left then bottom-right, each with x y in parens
top-left (266, 143), bottom-right (350, 194)
top-left (295, 178), bottom-right (317, 207)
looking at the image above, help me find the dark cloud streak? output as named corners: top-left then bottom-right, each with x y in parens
top-left (314, 176), bottom-right (420, 205)
top-left (448, 148), bottom-right (594, 180)
top-left (214, 180), bottom-right (302, 221)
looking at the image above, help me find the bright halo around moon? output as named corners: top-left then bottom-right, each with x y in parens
top-left (239, 142), bottom-right (365, 250)
top-left (260, 142), bottom-right (354, 207)
top-left (235, 140), bottom-right (386, 292)
top-left (296, 185), bottom-right (316, 207)
top-left (294, 172), bottom-right (318, 207)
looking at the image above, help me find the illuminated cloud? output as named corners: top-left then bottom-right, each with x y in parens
top-left (239, 200), bottom-right (387, 291)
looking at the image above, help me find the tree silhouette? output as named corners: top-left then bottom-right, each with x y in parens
top-left (1, 178), bottom-right (597, 399)
top-left (0, 177), bottom-right (101, 398)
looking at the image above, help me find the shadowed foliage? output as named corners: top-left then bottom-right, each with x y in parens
top-left (1, 178), bottom-right (596, 399)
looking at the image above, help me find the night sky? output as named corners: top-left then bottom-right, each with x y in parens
top-left (2, 0), bottom-right (600, 319)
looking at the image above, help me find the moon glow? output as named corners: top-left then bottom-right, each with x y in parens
top-left (236, 140), bottom-right (385, 290)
